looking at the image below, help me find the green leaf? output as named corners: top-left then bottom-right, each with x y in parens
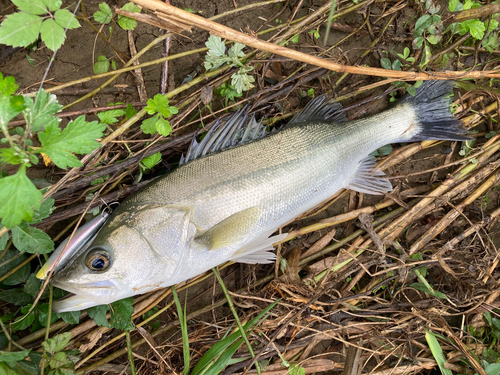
top-left (38, 116), bottom-right (106, 169)
top-left (467, 19), bottom-right (486, 40)
top-left (93, 55), bottom-right (110, 75)
top-left (41, 332), bottom-right (71, 355)
top-left (110, 297), bottom-right (134, 330)
top-left (12, 0), bottom-right (47, 15)
top-left (40, 18), bottom-right (65, 51)
top-left (403, 47), bottom-right (410, 59)
top-left (118, 2), bottom-right (140, 30)
top-left (0, 74), bottom-right (19, 96)
top-left (58, 311), bottom-right (80, 325)
top-left (141, 152), bottom-right (162, 170)
top-left (485, 363), bottom-right (500, 375)
top-left (290, 34), bottom-right (299, 43)
top-left (141, 115), bottom-right (159, 135)
top-left (0, 231), bottom-right (7, 250)
top-left (0, 288), bottom-right (32, 306)
top-left (0, 12), bottom-right (42, 48)
top-left (391, 60), bottom-right (402, 71)
top-left (414, 14), bottom-right (431, 36)
top-left (483, 32), bottom-right (498, 53)
top-left (425, 331), bottom-right (453, 375)
top-left (406, 84), bottom-right (416, 96)
top-left (205, 35), bottom-right (226, 57)
top-left (420, 43), bottom-right (432, 69)
top-left (0, 149), bottom-right (22, 165)
top-left (426, 34), bottom-right (440, 44)
top-left (87, 305), bottom-right (110, 327)
top-left (24, 273), bottom-right (41, 297)
top-left (53, 9), bottom-right (80, 30)
top-left (94, 3), bottom-right (113, 24)
top-left (23, 89), bottom-right (62, 133)
top-left (155, 117), bottom-right (172, 137)
top-left (144, 94), bottom-right (176, 117)
top-left (413, 36), bottom-right (424, 49)
top-left (487, 19), bottom-right (499, 33)
top-left (12, 310), bottom-right (35, 332)
top-left (0, 165), bottom-right (42, 228)
top-left (231, 69), bottom-right (254, 94)
top-left (449, 0), bottom-right (462, 12)
top-left (97, 109), bottom-right (125, 124)
top-left (12, 223), bottom-right (54, 254)
top-left (31, 198), bottom-right (55, 224)
top-left (380, 57), bottom-right (392, 70)
top-left (228, 43), bottom-right (245, 58)
top-left (125, 103), bottom-right (137, 119)
top-left (0, 350), bottom-right (31, 363)
top-left (410, 282), bottom-right (447, 299)
top-left (41, 0), bottom-right (62, 12)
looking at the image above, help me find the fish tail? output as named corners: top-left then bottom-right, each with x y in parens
top-left (396, 80), bottom-right (470, 142)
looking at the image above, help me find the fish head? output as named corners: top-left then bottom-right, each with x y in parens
top-left (52, 204), bottom-right (196, 312)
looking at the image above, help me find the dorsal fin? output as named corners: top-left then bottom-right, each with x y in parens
top-left (288, 95), bottom-right (347, 126)
top-left (180, 107), bottom-right (269, 165)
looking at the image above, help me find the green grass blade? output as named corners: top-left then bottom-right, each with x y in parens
top-left (172, 286), bottom-right (190, 375)
top-left (191, 299), bottom-right (279, 375)
top-left (425, 330), bottom-right (453, 375)
top-left (323, 0), bottom-right (336, 45)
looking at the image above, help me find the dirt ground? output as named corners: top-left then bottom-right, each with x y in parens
top-left (1, 0), bottom-right (500, 374)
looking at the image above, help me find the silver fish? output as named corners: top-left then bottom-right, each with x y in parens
top-left (49, 81), bottom-right (468, 312)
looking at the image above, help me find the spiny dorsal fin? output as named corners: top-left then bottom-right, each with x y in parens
top-left (180, 107), bottom-right (269, 165)
top-left (347, 156), bottom-right (392, 195)
top-left (288, 95), bottom-right (347, 126)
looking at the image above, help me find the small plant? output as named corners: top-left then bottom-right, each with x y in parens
top-left (93, 55), bottom-right (117, 74)
top-left (214, 82), bottom-right (242, 108)
top-left (204, 35), bottom-right (255, 94)
top-left (0, 0), bottom-right (80, 52)
top-left (93, 2), bottom-right (141, 31)
top-left (448, 0), bottom-right (498, 42)
top-left (0, 74), bottom-right (106, 228)
top-left (141, 94), bottom-right (178, 137)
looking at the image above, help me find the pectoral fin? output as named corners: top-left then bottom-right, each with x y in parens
top-left (347, 156), bottom-right (392, 195)
top-left (196, 207), bottom-right (261, 251)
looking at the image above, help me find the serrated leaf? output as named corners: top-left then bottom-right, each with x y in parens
top-left (38, 303), bottom-right (59, 327)
top-left (38, 116), bottom-right (106, 169)
top-left (31, 198), bottom-right (55, 224)
top-left (141, 115), bottom-right (159, 135)
top-left (110, 297), bottom-right (134, 330)
top-left (54, 9), bottom-right (80, 30)
top-left (0, 349), bottom-right (31, 363)
top-left (117, 2), bottom-right (140, 30)
top-left (468, 20), bottom-right (486, 40)
top-left (49, 352), bottom-right (68, 369)
top-left (41, 0), bottom-right (62, 12)
top-left (231, 70), bottom-right (254, 94)
top-left (0, 165), bottom-right (42, 228)
top-left (87, 305), bottom-right (110, 327)
top-left (24, 273), bottom-right (41, 297)
top-left (97, 109), bottom-right (125, 125)
top-left (0, 12), bottom-right (42, 49)
top-left (228, 43), bottom-right (245, 58)
top-left (58, 311), bottom-right (80, 325)
top-left (23, 89), bottom-right (62, 133)
top-left (41, 332), bottom-right (71, 355)
top-left (155, 117), bottom-right (172, 137)
top-left (12, 0), bottom-right (47, 15)
top-left (141, 152), bottom-right (162, 170)
top-left (40, 18), bottom-right (65, 51)
top-left (205, 35), bottom-right (226, 57)
top-left (12, 223), bottom-right (54, 254)
top-left (94, 3), bottom-right (113, 24)
top-left (0, 148), bottom-right (22, 165)
top-left (0, 288), bottom-right (32, 305)
top-left (0, 73), bottom-right (18, 96)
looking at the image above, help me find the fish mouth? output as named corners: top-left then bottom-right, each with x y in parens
top-left (52, 279), bottom-right (120, 313)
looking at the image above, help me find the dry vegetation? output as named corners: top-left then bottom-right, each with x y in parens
top-left (1, 0), bottom-right (500, 374)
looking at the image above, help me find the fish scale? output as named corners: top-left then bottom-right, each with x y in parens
top-left (46, 81), bottom-right (470, 312)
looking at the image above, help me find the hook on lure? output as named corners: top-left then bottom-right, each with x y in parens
top-left (36, 209), bottom-right (113, 280)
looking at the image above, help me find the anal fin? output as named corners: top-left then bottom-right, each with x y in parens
top-left (231, 232), bottom-right (288, 264)
top-left (347, 156), bottom-right (392, 195)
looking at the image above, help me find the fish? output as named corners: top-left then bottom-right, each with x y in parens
top-left (48, 81), bottom-right (469, 312)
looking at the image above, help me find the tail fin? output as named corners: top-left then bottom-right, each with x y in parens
top-left (399, 80), bottom-right (470, 142)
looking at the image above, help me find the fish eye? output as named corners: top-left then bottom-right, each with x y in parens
top-left (85, 249), bottom-right (111, 271)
